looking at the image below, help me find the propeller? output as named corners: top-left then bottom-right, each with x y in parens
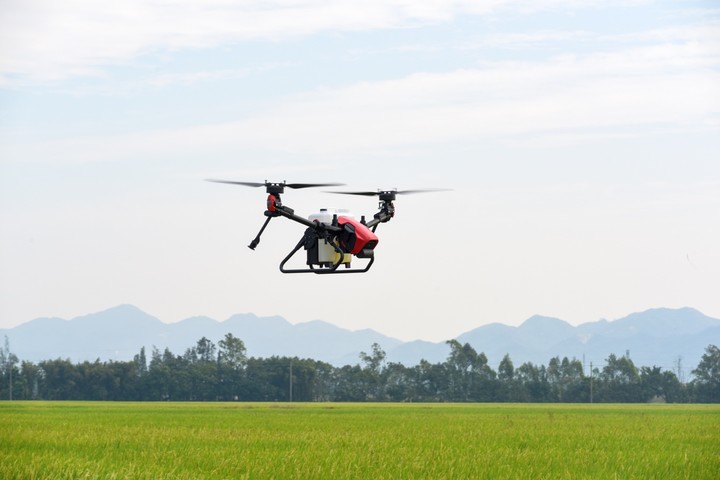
top-left (206, 179), bottom-right (346, 194)
top-left (327, 188), bottom-right (450, 196)
top-left (325, 188), bottom-right (451, 201)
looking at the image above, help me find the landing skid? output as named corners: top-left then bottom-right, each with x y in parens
top-left (279, 232), bottom-right (375, 274)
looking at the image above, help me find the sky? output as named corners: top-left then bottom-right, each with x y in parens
top-left (1, 0), bottom-right (719, 342)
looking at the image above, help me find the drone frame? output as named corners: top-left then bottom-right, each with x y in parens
top-left (252, 189), bottom-right (394, 274)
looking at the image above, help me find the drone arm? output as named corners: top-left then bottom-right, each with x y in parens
top-left (248, 198), bottom-right (343, 251)
top-left (364, 202), bottom-right (395, 229)
top-left (365, 213), bottom-right (389, 229)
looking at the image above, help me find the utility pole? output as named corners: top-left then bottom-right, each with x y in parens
top-left (674, 356), bottom-right (685, 385)
top-left (289, 359), bottom-right (293, 402)
top-left (590, 361), bottom-right (593, 404)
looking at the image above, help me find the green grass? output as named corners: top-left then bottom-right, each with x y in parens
top-left (1, 402), bottom-right (718, 479)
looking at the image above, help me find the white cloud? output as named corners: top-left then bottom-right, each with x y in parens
top-left (0, 0), bottom-right (638, 84)
top-left (0, 0), bottom-right (480, 82)
top-left (2, 33), bottom-right (717, 165)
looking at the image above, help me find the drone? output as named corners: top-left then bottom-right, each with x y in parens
top-left (207, 179), bottom-right (447, 274)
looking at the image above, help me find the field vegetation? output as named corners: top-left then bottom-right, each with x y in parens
top-left (1, 402), bottom-right (718, 479)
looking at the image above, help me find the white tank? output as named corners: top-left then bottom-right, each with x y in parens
top-left (308, 208), bottom-right (335, 225)
top-left (308, 208), bottom-right (355, 224)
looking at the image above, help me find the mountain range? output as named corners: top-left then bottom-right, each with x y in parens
top-left (2, 305), bottom-right (719, 377)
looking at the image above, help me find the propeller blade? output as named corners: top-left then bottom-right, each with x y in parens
top-left (395, 188), bottom-right (452, 195)
top-left (205, 179), bottom-right (266, 187)
top-left (286, 182), bottom-right (346, 189)
top-left (206, 179), bottom-right (345, 189)
top-left (324, 188), bottom-right (451, 196)
top-left (324, 191), bottom-right (380, 196)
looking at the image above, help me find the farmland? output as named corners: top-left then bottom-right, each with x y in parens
top-left (1, 402), bottom-right (718, 479)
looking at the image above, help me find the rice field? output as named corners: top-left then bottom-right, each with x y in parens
top-left (1, 402), bottom-right (718, 479)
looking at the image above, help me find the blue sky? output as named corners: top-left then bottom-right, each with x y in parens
top-left (1, 1), bottom-right (719, 341)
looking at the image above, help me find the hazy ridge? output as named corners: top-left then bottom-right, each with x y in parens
top-left (2, 305), bottom-right (718, 375)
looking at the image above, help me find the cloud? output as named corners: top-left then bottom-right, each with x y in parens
top-left (0, 0), bottom-right (481, 83)
top-left (3, 29), bottom-right (717, 165)
top-left (0, 0), bottom-right (636, 84)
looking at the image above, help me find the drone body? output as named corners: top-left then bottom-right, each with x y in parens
top-left (308, 209), bottom-right (378, 260)
top-left (207, 179), bottom-right (444, 274)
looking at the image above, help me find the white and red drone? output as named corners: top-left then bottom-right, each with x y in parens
top-left (207, 179), bottom-right (446, 274)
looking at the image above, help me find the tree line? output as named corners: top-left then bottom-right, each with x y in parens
top-left (1, 335), bottom-right (719, 403)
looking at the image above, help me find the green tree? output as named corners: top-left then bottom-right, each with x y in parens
top-left (359, 343), bottom-right (387, 400)
top-left (515, 362), bottom-right (551, 402)
top-left (498, 354), bottom-right (521, 401)
top-left (243, 357), bottom-right (292, 401)
top-left (1, 336), bottom-right (19, 400)
top-left (133, 347), bottom-right (148, 378)
top-left (146, 347), bottom-right (188, 400)
top-left (383, 362), bottom-right (413, 402)
top-left (181, 336), bottom-right (214, 364)
top-left (217, 333), bottom-right (247, 400)
top-left (445, 341), bottom-right (497, 401)
top-left (445, 340), bottom-right (477, 401)
top-left (598, 354), bottom-right (642, 402)
top-left (498, 354), bottom-right (514, 382)
top-left (311, 360), bottom-right (336, 402)
top-left (333, 364), bottom-right (366, 401)
top-left (38, 359), bottom-right (80, 400)
top-left (559, 357), bottom-right (586, 402)
top-left (360, 343), bottom-right (386, 373)
top-left (691, 344), bottom-right (720, 402)
top-left (287, 358), bottom-right (324, 402)
top-left (187, 337), bottom-right (218, 400)
top-left (640, 366), bottom-right (685, 403)
top-left (218, 333), bottom-right (247, 370)
top-left (19, 361), bottom-right (43, 400)
top-left (546, 356), bottom-right (585, 401)
top-left (238, 357), bottom-right (268, 400)
top-left (412, 360), bottom-right (448, 402)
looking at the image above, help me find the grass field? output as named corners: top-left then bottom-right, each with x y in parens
top-left (1, 402), bottom-right (718, 479)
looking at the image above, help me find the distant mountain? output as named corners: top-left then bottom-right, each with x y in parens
top-left (1, 304), bottom-right (401, 366)
top-left (2, 306), bottom-right (719, 378)
top-left (449, 307), bottom-right (719, 373)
